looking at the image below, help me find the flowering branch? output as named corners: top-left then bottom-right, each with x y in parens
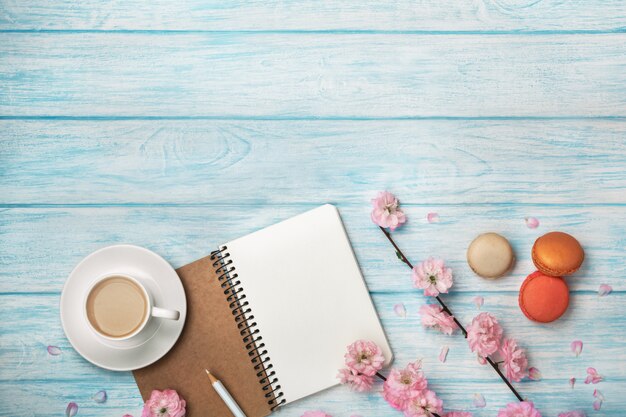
top-left (379, 227), bottom-right (525, 403)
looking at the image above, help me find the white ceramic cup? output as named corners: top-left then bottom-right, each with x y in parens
top-left (84, 273), bottom-right (180, 341)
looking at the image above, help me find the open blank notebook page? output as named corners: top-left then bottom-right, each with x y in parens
top-left (223, 204), bottom-right (393, 404)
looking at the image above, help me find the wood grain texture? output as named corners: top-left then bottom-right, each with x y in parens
top-left (1, 0), bottom-right (625, 31)
top-left (2, 120), bottom-right (626, 204)
top-left (2, 33), bottom-right (625, 117)
top-left (1, 205), bottom-right (625, 294)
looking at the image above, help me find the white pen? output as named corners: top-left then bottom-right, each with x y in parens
top-left (205, 369), bottom-right (248, 417)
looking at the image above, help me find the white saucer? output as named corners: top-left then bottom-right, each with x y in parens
top-left (60, 245), bottom-right (187, 371)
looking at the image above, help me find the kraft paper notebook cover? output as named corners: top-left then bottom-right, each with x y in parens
top-left (134, 204), bottom-right (392, 416)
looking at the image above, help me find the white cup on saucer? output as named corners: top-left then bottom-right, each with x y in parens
top-left (84, 272), bottom-right (180, 343)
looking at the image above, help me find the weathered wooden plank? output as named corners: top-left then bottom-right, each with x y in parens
top-left (1, 292), bottom-right (623, 415)
top-left (0, 205), bottom-right (623, 293)
top-left (1, 0), bottom-right (625, 31)
top-left (2, 120), bottom-right (626, 205)
top-left (2, 33), bottom-right (625, 117)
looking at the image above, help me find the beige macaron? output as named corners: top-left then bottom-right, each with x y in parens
top-left (467, 232), bottom-right (515, 279)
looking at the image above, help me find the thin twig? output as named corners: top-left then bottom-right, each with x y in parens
top-left (379, 226), bottom-right (524, 403)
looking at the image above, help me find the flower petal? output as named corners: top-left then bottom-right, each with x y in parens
top-left (571, 340), bottom-right (583, 357)
top-left (473, 296), bottom-right (484, 309)
top-left (525, 217), bottom-right (540, 229)
top-left (473, 393), bottom-right (486, 408)
top-left (427, 212), bottom-right (440, 223)
top-left (593, 389), bottom-right (605, 401)
top-left (439, 345), bottom-right (449, 363)
top-left (528, 367), bottom-right (542, 381)
top-left (65, 402), bottom-right (78, 417)
top-left (593, 400), bottom-right (602, 411)
top-left (47, 345), bottom-right (62, 356)
top-left (598, 284), bottom-right (613, 297)
top-left (93, 390), bottom-right (107, 403)
top-left (569, 377), bottom-right (576, 388)
top-left (393, 303), bottom-right (407, 318)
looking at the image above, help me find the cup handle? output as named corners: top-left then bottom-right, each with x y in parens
top-left (152, 306), bottom-right (180, 321)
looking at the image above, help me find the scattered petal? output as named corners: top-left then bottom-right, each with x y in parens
top-left (427, 212), bottom-right (440, 223)
top-left (598, 284), bottom-right (613, 297)
top-left (473, 393), bottom-right (486, 408)
top-left (558, 412), bottom-right (586, 417)
top-left (92, 390), bottom-right (107, 403)
top-left (122, 415), bottom-right (133, 417)
top-left (393, 303), bottom-right (407, 318)
top-left (477, 355), bottom-right (487, 365)
top-left (528, 367), bottom-right (542, 381)
top-left (593, 389), bottom-right (605, 401)
top-left (571, 340), bottom-right (583, 357)
top-left (65, 402), bottom-right (78, 417)
top-left (585, 367), bottom-right (603, 384)
top-left (473, 296), bottom-right (484, 309)
top-left (525, 217), bottom-right (540, 229)
top-left (593, 400), bottom-right (602, 411)
top-left (439, 346), bottom-right (449, 363)
top-left (569, 377), bottom-right (576, 388)
top-left (47, 345), bottom-right (62, 356)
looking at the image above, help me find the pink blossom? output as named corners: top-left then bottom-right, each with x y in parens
top-left (337, 368), bottom-right (374, 392)
top-left (412, 258), bottom-right (453, 297)
top-left (419, 304), bottom-right (458, 335)
top-left (382, 361), bottom-right (427, 411)
top-left (141, 389), bottom-right (186, 417)
top-left (500, 338), bottom-right (528, 382)
top-left (467, 312), bottom-right (503, 358)
top-left (558, 412), bottom-right (586, 417)
top-left (301, 412), bottom-right (333, 417)
top-left (496, 401), bottom-right (542, 417)
top-left (445, 413), bottom-right (473, 417)
top-left (584, 367), bottom-right (603, 384)
top-left (403, 390), bottom-right (443, 417)
top-left (371, 191), bottom-right (406, 231)
top-left (344, 340), bottom-right (385, 376)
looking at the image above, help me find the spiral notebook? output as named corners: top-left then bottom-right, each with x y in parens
top-left (134, 204), bottom-right (392, 416)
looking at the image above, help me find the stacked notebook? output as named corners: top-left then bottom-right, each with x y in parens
top-left (134, 204), bottom-right (392, 416)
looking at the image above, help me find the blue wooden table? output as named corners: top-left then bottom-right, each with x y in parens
top-left (1, 1), bottom-right (625, 416)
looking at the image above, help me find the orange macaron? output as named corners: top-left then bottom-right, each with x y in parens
top-left (532, 231), bottom-right (584, 277)
top-left (519, 271), bottom-right (570, 323)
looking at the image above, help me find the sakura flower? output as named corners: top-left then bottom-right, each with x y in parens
top-left (467, 312), bottom-right (503, 358)
top-left (558, 411), bottom-right (586, 417)
top-left (382, 361), bottom-right (427, 411)
top-left (584, 367), bottom-right (603, 384)
top-left (571, 340), bottom-right (583, 357)
top-left (301, 412), bottom-right (332, 417)
top-left (598, 284), bottom-right (612, 296)
top-left (445, 413), bottom-right (473, 417)
top-left (496, 401), bottom-right (542, 417)
top-left (403, 390), bottom-right (443, 417)
top-left (92, 389), bottom-right (107, 403)
top-left (141, 389), bottom-right (186, 417)
top-left (528, 367), bottom-right (542, 381)
top-left (371, 191), bottom-right (406, 231)
top-left (337, 368), bottom-right (374, 392)
top-left (472, 393), bottom-right (486, 408)
top-left (412, 258), bottom-right (453, 297)
top-left (394, 303), bottom-right (407, 318)
top-left (344, 340), bottom-right (385, 376)
top-left (66, 402), bottom-right (78, 417)
top-left (47, 345), bottom-right (62, 356)
top-left (427, 212), bottom-right (440, 223)
top-left (500, 338), bottom-right (528, 382)
top-left (439, 346), bottom-right (449, 363)
top-left (525, 217), bottom-right (540, 229)
top-left (419, 304), bottom-right (458, 335)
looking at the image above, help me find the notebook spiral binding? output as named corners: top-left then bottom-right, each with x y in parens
top-left (210, 246), bottom-right (286, 411)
